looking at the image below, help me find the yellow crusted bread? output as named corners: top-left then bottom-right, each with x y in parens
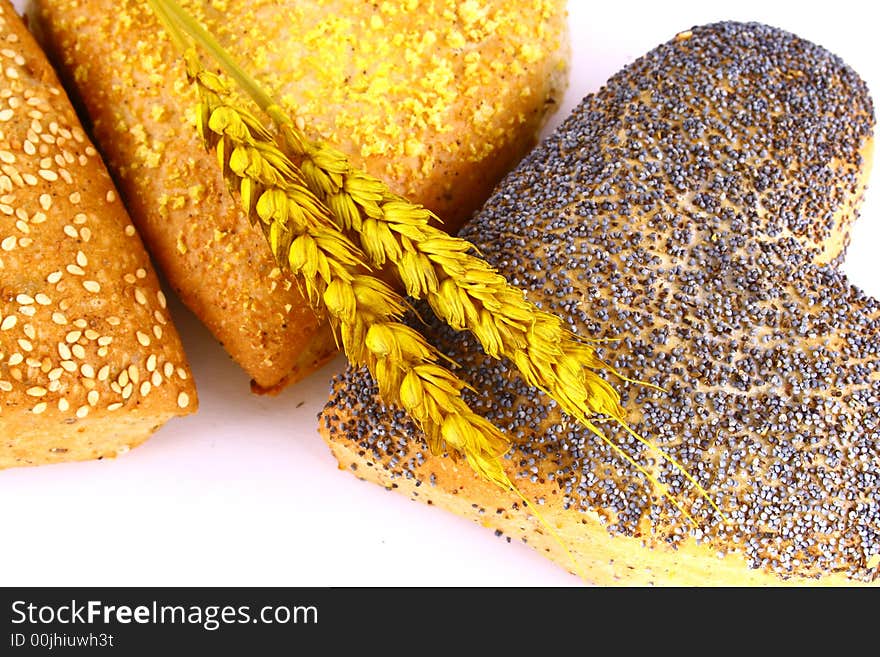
top-left (0, 0), bottom-right (197, 469)
top-left (320, 22), bottom-right (879, 585)
top-left (31, 0), bottom-right (570, 392)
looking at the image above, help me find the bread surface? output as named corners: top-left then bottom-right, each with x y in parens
top-left (320, 22), bottom-right (879, 585)
top-left (32, 0), bottom-right (570, 391)
top-left (0, 0), bottom-right (197, 469)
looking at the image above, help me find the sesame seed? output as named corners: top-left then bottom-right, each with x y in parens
top-left (58, 342), bottom-right (73, 360)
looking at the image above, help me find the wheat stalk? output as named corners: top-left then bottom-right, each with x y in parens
top-left (148, 0), bottom-right (724, 524)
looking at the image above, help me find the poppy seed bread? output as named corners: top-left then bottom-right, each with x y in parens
top-left (320, 22), bottom-right (879, 585)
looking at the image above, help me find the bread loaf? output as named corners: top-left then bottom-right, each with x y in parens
top-left (0, 0), bottom-right (197, 469)
top-left (31, 0), bottom-right (570, 392)
top-left (320, 22), bottom-right (879, 585)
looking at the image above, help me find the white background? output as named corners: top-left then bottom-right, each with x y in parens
top-left (3, 0), bottom-right (878, 587)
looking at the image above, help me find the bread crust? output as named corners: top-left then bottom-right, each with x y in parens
top-left (32, 0), bottom-right (570, 391)
top-left (0, 0), bottom-right (196, 469)
top-left (320, 22), bottom-right (880, 585)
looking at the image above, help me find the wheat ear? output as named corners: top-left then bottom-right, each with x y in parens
top-left (149, 0), bottom-right (724, 524)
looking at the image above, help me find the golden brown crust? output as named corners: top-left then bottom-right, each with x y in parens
top-left (319, 22), bottom-right (880, 585)
top-left (31, 0), bottom-right (570, 391)
top-left (0, 0), bottom-right (196, 469)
